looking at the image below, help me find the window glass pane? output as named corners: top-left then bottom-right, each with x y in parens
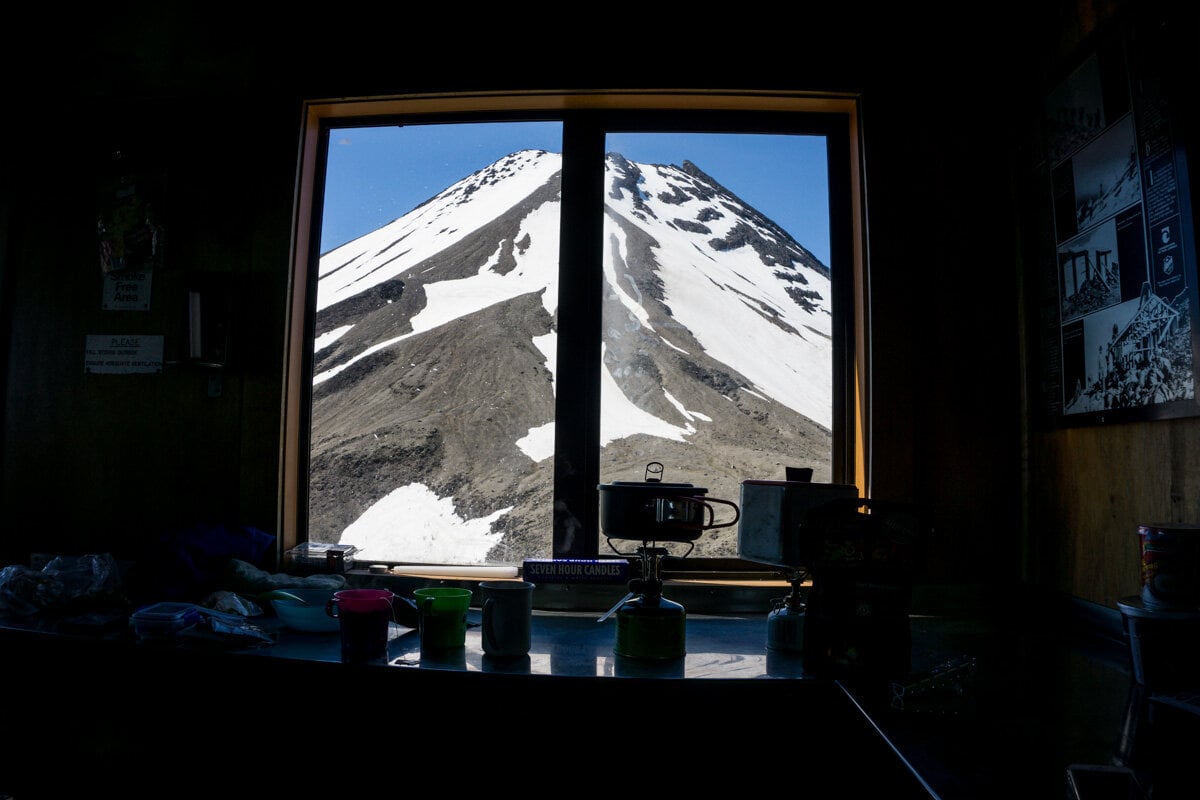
top-left (310, 121), bottom-right (563, 565)
top-left (599, 132), bottom-right (832, 558)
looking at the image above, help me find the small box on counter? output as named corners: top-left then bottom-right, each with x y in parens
top-left (737, 480), bottom-right (859, 568)
top-left (522, 558), bottom-right (629, 584)
top-left (129, 602), bottom-right (204, 640)
top-left (285, 542), bottom-right (359, 572)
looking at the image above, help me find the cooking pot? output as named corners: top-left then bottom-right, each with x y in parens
top-left (598, 462), bottom-right (740, 543)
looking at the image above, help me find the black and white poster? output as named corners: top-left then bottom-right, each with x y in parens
top-left (1036, 27), bottom-right (1199, 426)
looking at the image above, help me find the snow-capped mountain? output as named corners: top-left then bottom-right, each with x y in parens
top-left (308, 149), bottom-right (833, 563)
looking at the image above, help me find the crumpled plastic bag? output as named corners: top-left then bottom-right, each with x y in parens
top-left (202, 589), bottom-right (264, 617)
top-left (0, 564), bottom-right (63, 616)
top-left (0, 553), bottom-right (126, 617)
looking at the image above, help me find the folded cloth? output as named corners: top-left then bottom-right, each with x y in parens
top-left (220, 558), bottom-right (347, 595)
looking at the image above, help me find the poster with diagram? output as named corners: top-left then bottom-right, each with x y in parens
top-left (1037, 27), bottom-right (1200, 426)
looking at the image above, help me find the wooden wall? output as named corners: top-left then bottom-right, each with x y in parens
top-left (1027, 420), bottom-right (1200, 607)
top-left (1022, 1), bottom-right (1200, 608)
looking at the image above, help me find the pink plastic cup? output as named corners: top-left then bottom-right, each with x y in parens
top-left (326, 589), bottom-right (395, 664)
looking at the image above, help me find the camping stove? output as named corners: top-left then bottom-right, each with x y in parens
top-left (604, 544), bottom-right (687, 660)
top-left (597, 462), bottom-right (739, 660)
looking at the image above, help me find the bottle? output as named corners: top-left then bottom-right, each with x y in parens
top-left (766, 594), bottom-right (805, 652)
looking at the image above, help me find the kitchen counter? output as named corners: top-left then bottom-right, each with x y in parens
top-left (246, 607), bottom-right (812, 679)
top-left (1, 593), bottom-right (1194, 799)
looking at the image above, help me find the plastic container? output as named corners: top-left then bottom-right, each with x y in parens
top-left (1065, 764), bottom-right (1146, 800)
top-left (129, 602), bottom-right (203, 640)
top-left (269, 587), bottom-right (339, 633)
top-left (1117, 595), bottom-right (1200, 689)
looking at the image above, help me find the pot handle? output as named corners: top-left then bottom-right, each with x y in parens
top-left (702, 497), bottom-right (741, 529)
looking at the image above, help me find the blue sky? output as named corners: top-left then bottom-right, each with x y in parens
top-left (320, 122), bottom-right (830, 264)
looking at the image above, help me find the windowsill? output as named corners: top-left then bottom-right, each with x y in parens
top-left (253, 607), bottom-right (811, 679)
top-left (339, 568), bottom-right (997, 617)
top-left (0, 600), bottom-right (804, 679)
top-left (342, 568), bottom-right (793, 614)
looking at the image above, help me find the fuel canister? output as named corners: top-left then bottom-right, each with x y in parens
top-left (615, 590), bottom-right (686, 660)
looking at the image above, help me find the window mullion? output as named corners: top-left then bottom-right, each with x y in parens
top-left (552, 115), bottom-right (607, 558)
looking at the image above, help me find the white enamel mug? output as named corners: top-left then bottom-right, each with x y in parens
top-left (480, 580), bottom-right (535, 658)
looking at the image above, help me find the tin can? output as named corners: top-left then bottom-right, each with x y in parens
top-left (1137, 523), bottom-right (1200, 610)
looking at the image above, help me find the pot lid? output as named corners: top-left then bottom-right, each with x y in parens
top-left (598, 461), bottom-right (705, 492)
top-left (599, 481), bottom-right (701, 490)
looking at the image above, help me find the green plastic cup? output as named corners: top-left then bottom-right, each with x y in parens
top-left (413, 587), bottom-right (472, 650)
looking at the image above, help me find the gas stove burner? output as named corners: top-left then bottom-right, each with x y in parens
top-left (766, 567), bottom-right (808, 653)
top-left (603, 544), bottom-right (687, 660)
top-left (596, 462), bottom-right (740, 661)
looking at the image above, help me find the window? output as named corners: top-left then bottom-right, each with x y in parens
top-left (282, 92), bottom-right (868, 582)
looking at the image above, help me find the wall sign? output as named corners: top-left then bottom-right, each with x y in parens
top-left (102, 269), bottom-right (153, 310)
top-left (84, 334), bottom-right (163, 374)
top-left (1030, 19), bottom-right (1200, 427)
